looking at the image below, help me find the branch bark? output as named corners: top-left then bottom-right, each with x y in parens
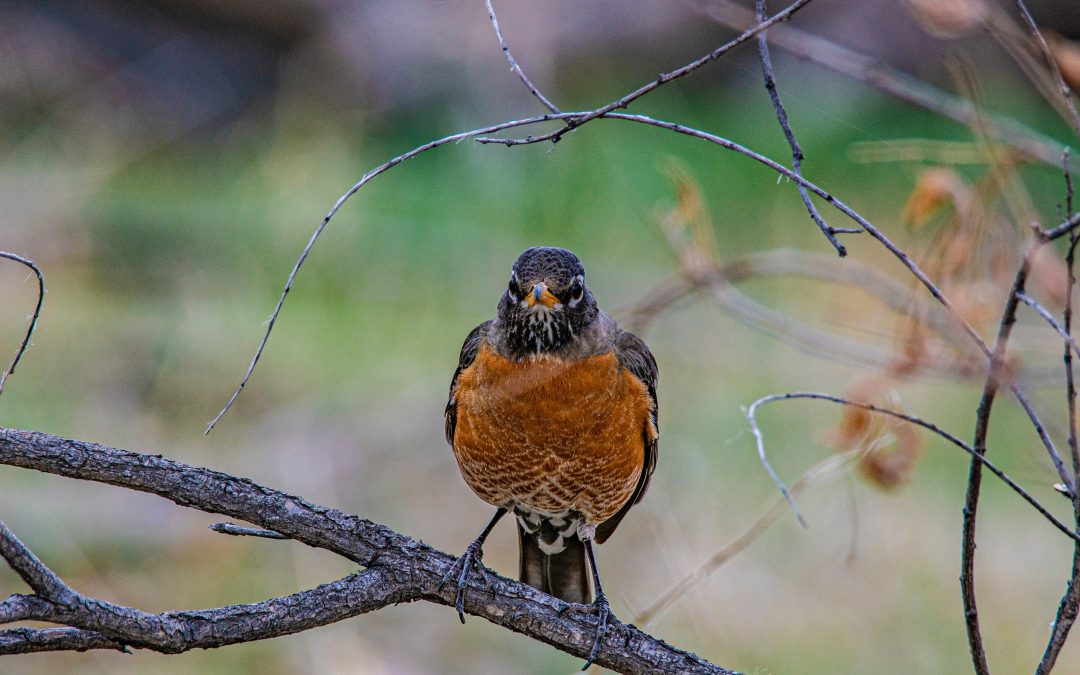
top-left (0, 427), bottom-right (729, 673)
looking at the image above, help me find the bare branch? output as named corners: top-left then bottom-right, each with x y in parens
top-left (0, 520), bottom-right (74, 603)
top-left (485, 0), bottom-right (560, 114)
top-left (1, 566), bottom-right (412, 656)
top-left (1013, 0), bottom-right (1080, 137)
top-left (745, 392), bottom-right (1076, 542)
top-left (0, 251), bottom-right (45, 399)
top-left (0, 628), bottom-right (130, 655)
top-left (961, 247), bottom-right (1037, 675)
top-left (205, 110), bottom-right (583, 433)
top-left (477, 0), bottom-right (817, 147)
top-left (755, 0), bottom-right (846, 256)
top-left (596, 111), bottom-right (1074, 490)
top-left (1042, 211), bottom-right (1080, 242)
top-left (0, 427), bottom-right (728, 672)
top-left (1017, 291), bottom-right (1080, 359)
top-left (1036, 153), bottom-right (1080, 675)
top-left (687, 0), bottom-right (1074, 167)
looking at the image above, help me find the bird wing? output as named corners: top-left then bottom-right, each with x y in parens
top-left (445, 320), bottom-right (492, 445)
top-left (596, 328), bottom-right (659, 544)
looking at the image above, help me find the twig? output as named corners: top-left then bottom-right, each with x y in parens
top-left (1036, 152), bottom-right (1080, 675)
top-left (206, 3), bottom-right (826, 433)
top-left (0, 426), bottom-right (727, 672)
top-left (746, 397), bottom-right (807, 528)
top-left (686, 0), bottom-right (1074, 168)
top-left (1017, 291), bottom-right (1080, 359)
top-left (1013, 0), bottom-right (1080, 137)
top-left (754, 0), bottom-right (846, 256)
top-left (744, 392), bottom-right (1076, 541)
top-left (0, 252), bottom-right (45, 399)
top-left (595, 111), bottom-right (1074, 490)
top-left (477, 0), bottom-right (817, 147)
top-left (205, 110), bottom-right (587, 433)
top-left (0, 519), bottom-right (74, 603)
top-left (960, 248), bottom-right (1036, 675)
top-left (208, 522), bottom-right (289, 539)
top-left (484, 0), bottom-right (560, 114)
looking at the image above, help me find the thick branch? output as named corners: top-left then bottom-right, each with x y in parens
top-left (2, 566), bottom-right (412, 655)
top-left (0, 427), bottom-right (728, 672)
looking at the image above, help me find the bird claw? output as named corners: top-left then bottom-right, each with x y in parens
top-left (581, 591), bottom-right (611, 670)
top-left (441, 540), bottom-right (486, 624)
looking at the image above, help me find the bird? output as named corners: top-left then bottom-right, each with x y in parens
top-left (444, 246), bottom-right (658, 667)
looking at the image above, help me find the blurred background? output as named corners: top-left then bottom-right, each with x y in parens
top-left (2, 0), bottom-right (1080, 672)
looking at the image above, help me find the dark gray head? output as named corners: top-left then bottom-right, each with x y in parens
top-left (494, 246), bottom-right (599, 358)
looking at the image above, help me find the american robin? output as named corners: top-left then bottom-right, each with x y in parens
top-left (444, 246), bottom-right (658, 666)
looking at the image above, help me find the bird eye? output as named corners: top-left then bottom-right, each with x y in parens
top-left (508, 271), bottom-right (521, 300)
top-left (570, 277), bottom-right (584, 303)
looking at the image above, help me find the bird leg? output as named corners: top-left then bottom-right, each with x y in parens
top-left (442, 507), bottom-right (507, 623)
top-left (581, 537), bottom-right (611, 670)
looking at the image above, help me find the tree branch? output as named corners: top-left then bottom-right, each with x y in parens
top-left (0, 427), bottom-right (729, 672)
top-left (755, 0), bottom-right (845, 256)
top-left (0, 251), bottom-right (45, 399)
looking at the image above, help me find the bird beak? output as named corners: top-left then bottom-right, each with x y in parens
top-left (525, 282), bottom-right (559, 309)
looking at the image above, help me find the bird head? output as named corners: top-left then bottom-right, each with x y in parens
top-left (496, 246), bottom-right (599, 356)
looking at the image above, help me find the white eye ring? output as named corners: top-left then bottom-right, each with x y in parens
top-left (568, 275), bottom-right (585, 306)
top-left (508, 270), bottom-right (521, 301)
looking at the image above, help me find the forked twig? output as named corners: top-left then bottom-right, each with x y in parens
top-left (1037, 152), bottom-right (1080, 675)
top-left (755, 0), bottom-right (846, 256)
top-left (1013, 0), bottom-right (1080, 136)
top-left (485, 0), bottom-right (560, 114)
top-left (746, 392), bottom-right (1075, 541)
top-left (0, 252), bottom-right (45, 399)
top-left (208, 2), bottom-right (820, 432)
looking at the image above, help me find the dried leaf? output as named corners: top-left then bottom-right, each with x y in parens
top-left (903, 0), bottom-right (987, 39)
top-left (1049, 33), bottom-right (1080, 91)
top-left (903, 168), bottom-right (966, 227)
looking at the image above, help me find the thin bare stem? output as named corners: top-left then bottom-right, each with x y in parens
top-left (1017, 291), bottom-right (1080, 359)
top-left (745, 392), bottom-right (1075, 541)
top-left (687, 0), bottom-right (1074, 167)
top-left (1036, 152), bottom-right (1080, 674)
top-left (478, 0), bottom-right (816, 147)
top-left (755, 0), bottom-right (845, 256)
top-left (205, 111), bottom-right (586, 433)
top-left (591, 111), bottom-right (1072, 489)
top-left (961, 248), bottom-right (1036, 675)
top-left (1043, 212), bottom-right (1080, 242)
top-left (485, 0), bottom-right (560, 114)
top-left (746, 397), bottom-right (807, 528)
top-left (1014, 0), bottom-right (1080, 137)
top-left (0, 252), bottom-right (45, 399)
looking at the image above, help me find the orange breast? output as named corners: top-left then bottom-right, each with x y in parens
top-left (452, 344), bottom-right (654, 525)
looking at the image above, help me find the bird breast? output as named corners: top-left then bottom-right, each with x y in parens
top-left (451, 344), bottom-right (651, 525)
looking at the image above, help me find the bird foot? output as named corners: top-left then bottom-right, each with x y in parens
top-left (440, 539), bottom-right (487, 624)
top-left (581, 591), bottom-right (611, 670)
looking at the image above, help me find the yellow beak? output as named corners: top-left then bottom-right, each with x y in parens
top-left (525, 282), bottom-right (559, 309)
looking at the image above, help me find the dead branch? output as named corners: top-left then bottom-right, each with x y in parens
top-left (0, 251), bottom-right (44, 399)
top-left (688, 0), bottom-right (1075, 167)
top-left (755, 0), bottom-right (843, 256)
top-left (0, 427), bottom-right (728, 673)
top-left (1036, 153), bottom-right (1080, 675)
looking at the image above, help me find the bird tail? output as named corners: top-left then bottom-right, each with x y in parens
top-left (517, 522), bottom-right (591, 604)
